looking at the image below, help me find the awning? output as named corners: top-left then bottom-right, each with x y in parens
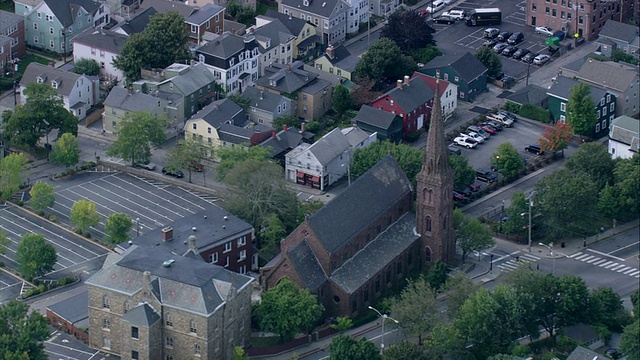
top-left (311, 176), bottom-right (319, 182)
top-left (296, 171), bottom-right (304, 178)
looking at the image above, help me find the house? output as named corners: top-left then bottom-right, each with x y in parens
top-left (562, 324), bottom-right (605, 350)
top-left (370, 0), bottom-right (402, 18)
top-left (262, 82), bottom-right (456, 317)
top-left (505, 84), bottom-right (549, 109)
top-left (86, 244), bottom-right (253, 360)
top-left (597, 20), bottom-right (639, 58)
top-left (566, 346), bottom-right (606, 360)
top-left (418, 52), bottom-right (488, 102)
top-left (103, 86), bottom-right (182, 138)
top-left (547, 77), bottom-right (616, 138)
top-left (412, 72), bottom-right (458, 119)
top-left (132, 62), bottom-right (218, 122)
top-left (14, 0), bottom-right (42, 17)
top-left (20, 62), bottom-right (97, 120)
top-left (560, 58), bottom-right (639, 117)
top-left (0, 10), bottom-right (26, 61)
top-left (72, 28), bottom-right (127, 81)
top-left (353, 105), bottom-right (403, 143)
top-left (254, 19), bottom-right (296, 76)
top-left (22, 0), bottom-right (110, 55)
top-left (0, 37), bottom-right (11, 69)
top-left (140, 0), bottom-right (225, 45)
top-left (525, 0), bottom-right (621, 41)
top-left (262, 9), bottom-right (322, 62)
top-left (111, 7), bottom-right (156, 36)
top-left (224, 19), bottom-right (247, 35)
top-left (258, 125), bottom-right (308, 164)
top-left (242, 86), bottom-right (293, 127)
top-left (255, 61), bottom-right (333, 120)
top-left (195, 32), bottom-right (260, 95)
top-left (47, 291), bottom-right (89, 343)
top-left (314, 45), bottom-right (359, 81)
top-left (184, 0), bottom-right (256, 11)
top-left (370, 75), bottom-right (435, 138)
top-left (105, 0), bottom-right (141, 21)
top-left (279, 0), bottom-right (350, 45)
top-left (608, 115), bottom-right (639, 159)
top-left (343, 0), bottom-right (369, 33)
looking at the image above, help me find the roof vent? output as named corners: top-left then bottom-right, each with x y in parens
top-left (192, 226), bottom-right (197, 232)
top-left (162, 259), bottom-right (175, 268)
top-left (204, 215), bottom-right (208, 219)
top-left (224, 216), bottom-right (228, 221)
top-left (222, 225), bottom-right (226, 229)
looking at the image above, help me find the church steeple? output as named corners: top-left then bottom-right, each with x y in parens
top-left (416, 78), bottom-right (456, 266)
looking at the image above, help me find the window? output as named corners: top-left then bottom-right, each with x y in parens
top-left (237, 236), bottom-right (246, 246)
top-left (131, 326), bottom-right (139, 339)
top-left (552, 9), bottom-right (557, 16)
top-left (606, 94), bottom-right (611, 102)
top-left (597, 109), bottom-right (600, 118)
top-left (49, 27), bottom-right (54, 34)
top-left (603, 106), bottom-right (607, 116)
top-left (579, 15), bottom-right (584, 23)
top-left (102, 337), bottom-right (111, 349)
top-left (596, 123), bottom-right (601, 132)
top-left (102, 318), bottom-right (110, 330)
top-left (100, 61), bottom-right (105, 69)
top-left (49, 40), bottom-right (55, 48)
top-left (363, 287), bottom-right (369, 303)
top-left (602, 119), bottom-right (607, 129)
top-left (532, 3), bottom-right (537, 10)
top-left (191, 24), bottom-right (197, 33)
top-left (600, 98), bottom-right (605, 106)
top-left (444, 73), bottom-right (449, 81)
top-left (546, 7), bottom-right (550, 14)
top-left (102, 295), bottom-right (110, 309)
top-left (454, 76), bottom-right (459, 82)
top-left (100, 49), bottom-right (105, 58)
top-left (238, 249), bottom-right (246, 261)
top-left (190, 319), bottom-right (197, 333)
top-left (224, 242), bottom-right (232, 252)
top-left (609, 103), bottom-right (614, 112)
top-left (192, 123), bottom-right (197, 130)
top-left (561, 11), bottom-right (565, 18)
top-left (560, 102), bottom-right (566, 111)
top-left (194, 344), bottom-right (201, 356)
top-left (375, 276), bottom-right (380, 293)
top-left (165, 313), bottom-right (173, 327)
top-left (37, 12), bottom-right (41, 18)
top-left (396, 260), bottom-right (402, 275)
top-left (210, 252), bottom-right (218, 263)
top-left (165, 336), bottom-right (174, 348)
top-left (33, 23), bottom-right (38, 30)
top-left (132, 351), bottom-right (139, 360)
top-left (560, 114), bottom-right (566, 121)
top-left (46, 14), bottom-right (52, 22)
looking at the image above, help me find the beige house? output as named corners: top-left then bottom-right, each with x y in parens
top-left (259, 10), bottom-right (322, 62)
top-left (314, 45), bottom-right (358, 81)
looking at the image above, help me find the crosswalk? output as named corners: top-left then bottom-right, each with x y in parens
top-left (568, 252), bottom-right (640, 278)
top-left (497, 253), bottom-right (541, 273)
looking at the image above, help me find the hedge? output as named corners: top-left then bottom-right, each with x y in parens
top-left (518, 103), bottom-right (551, 123)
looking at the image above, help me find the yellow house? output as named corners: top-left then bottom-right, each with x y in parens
top-left (313, 45), bottom-right (358, 81)
top-left (260, 10), bottom-right (322, 62)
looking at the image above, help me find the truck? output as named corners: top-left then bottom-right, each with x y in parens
top-left (465, 8), bottom-right (502, 26)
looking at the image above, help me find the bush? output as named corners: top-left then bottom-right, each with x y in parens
top-left (519, 103), bottom-right (550, 123)
top-left (74, 228), bottom-right (83, 235)
top-left (504, 101), bottom-right (521, 113)
top-left (16, 200), bottom-right (24, 206)
top-left (58, 277), bottom-right (76, 286)
top-left (0, 261), bottom-right (4, 267)
top-left (48, 215), bottom-right (57, 222)
top-left (405, 131), bottom-right (421, 143)
top-left (511, 344), bottom-right (533, 357)
top-left (84, 232), bottom-right (92, 238)
top-left (37, 210), bottom-right (45, 217)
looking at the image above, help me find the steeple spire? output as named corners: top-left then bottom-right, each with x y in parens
top-left (423, 77), bottom-right (453, 179)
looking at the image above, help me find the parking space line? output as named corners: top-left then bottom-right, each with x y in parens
top-left (617, 266), bottom-right (632, 273)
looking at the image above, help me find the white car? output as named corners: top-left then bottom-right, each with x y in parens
top-left (466, 132), bottom-right (486, 143)
top-left (426, 0), bottom-right (445, 14)
top-left (533, 54), bottom-right (550, 65)
top-left (535, 26), bottom-right (554, 36)
top-left (486, 113), bottom-right (514, 127)
top-left (443, 9), bottom-right (465, 19)
top-left (454, 136), bottom-right (478, 149)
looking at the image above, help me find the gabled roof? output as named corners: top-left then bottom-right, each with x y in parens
top-left (256, 61), bottom-right (319, 93)
top-left (610, 115), bottom-right (639, 149)
top-left (104, 86), bottom-right (164, 113)
top-left (322, 45), bottom-right (358, 73)
top-left (264, 9), bottom-right (311, 35)
top-left (571, 59), bottom-right (639, 93)
top-left (505, 84), bottom-right (548, 106)
top-left (420, 52), bottom-right (488, 82)
top-left (566, 346), bottom-right (603, 360)
top-left (42, 0), bottom-right (100, 27)
top-left (141, 0), bottom-right (194, 18)
top-left (121, 303), bottom-right (161, 327)
top-left (598, 20), bottom-right (640, 44)
top-left (341, 126), bottom-right (371, 148)
top-left (20, 62), bottom-right (83, 97)
top-left (307, 155), bottom-right (413, 253)
top-left (114, 7), bottom-right (157, 35)
top-left (547, 77), bottom-right (608, 104)
top-left (73, 28), bottom-right (128, 54)
top-left (259, 126), bottom-right (304, 157)
top-left (382, 76), bottom-right (435, 113)
top-left (187, 98), bottom-right (245, 128)
top-left (217, 123), bottom-right (271, 145)
top-left (280, 0), bottom-right (348, 18)
top-left (288, 239), bottom-right (327, 292)
top-left (353, 105), bottom-right (401, 129)
top-left (306, 127), bottom-right (350, 165)
top-left (185, 3), bottom-right (224, 25)
top-left (242, 86), bottom-right (289, 113)
top-left (0, 11), bottom-right (22, 33)
top-left (412, 72), bottom-right (453, 93)
top-left (255, 18), bottom-right (296, 51)
top-left (197, 32), bottom-right (250, 60)
top-left (161, 63), bottom-right (217, 96)
top-left (47, 291), bottom-right (88, 324)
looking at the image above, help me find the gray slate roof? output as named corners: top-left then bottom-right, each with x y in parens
top-left (47, 291), bottom-right (88, 324)
top-left (307, 127), bottom-right (349, 165)
top-left (256, 61), bottom-right (319, 93)
top-left (323, 45), bottom-right (359, 73)
top-left (20, 62), bottom-right (83, 97)
top-left (114, 7), bottom-right (157, 35)
top-left (197, 32), bottom-right (250, 60)
top-left (121, 303), bottom-right (161, 327)
top-left (572, 59), bottom-right (638, 93)
top-left (44, 0), bottom-right (100, 27)
top-left (547, 76), bottom-right (608, 104)
top-left (141, 0), bottom-right (194, 18)
top-left (188, 98), bottom-right (245, 128)
top-left (610, 115), bottom-right (639, 150)
top-left (288, 239), bottom-right (327, 292)
top-left (0, 10), bottom-right (22, 33)
top-left (354, 105), bottom-right (401, 129)
top-left (259, 126), bottom-right (304, 157)
top-left (242, 86), bottom-right (289, 113)
top-left (598, 19), bottom-right (640, 44)
top-left (341, 126), bottom-right (371, 147)
top-left (563, 323), bottom-right (601, 344)
top-left (505, 84), bottom-right (548, 106)
top-left (161, 63), bottom-right (217, 96)
top-left (73, 28), bottom-right (128, 54)
top-left (265, 9), bottom-right (310, 35)
top-left (255, 18), bottom-right (296, 51)
top-left (566, 346), bottom-right (603, 360)
top-left (422, 52), bottom-right (488, 82)
top-left (185, 3), bottom-right (224, 25)
top-left (280, 0), bottom-right (346, 18)
top-left (331, 212), bottom-right (418, 293)
top-left (104, 86), bottom-right (164, 113)
top-left (308, 155), bottom-right (413, 253)
top-left (384, 76), bottom-right (435, 113)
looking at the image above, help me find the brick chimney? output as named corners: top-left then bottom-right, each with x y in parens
top-left (404, 75), bottom-right (410, 86)
top-left (301, 122), bottom-right (305, 133)
top-left (283, 124), bottom-right (288, 131)
top-left (326, 45), bottom-right (335, 59)
top-left (188, 235), bottom-right (198, 254)
top-left (161, 227), bottom-right (174, 241)
top-left (272, 130), bottom-right (276, 138)
top-left (397, 79), bottom-right (403, 90)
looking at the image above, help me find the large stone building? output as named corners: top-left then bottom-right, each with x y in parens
top-left (86, 244), bottom-right (254, 360)
top-left (261, 81), bottom-right (455, 316)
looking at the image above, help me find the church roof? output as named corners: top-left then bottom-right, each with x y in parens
top-left (288, 239), bottom-right (327, 292)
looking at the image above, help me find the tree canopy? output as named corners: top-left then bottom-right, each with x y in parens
top-left (164, 139), bottom-right (208, 183)
top-left (381, 10), bottom-right (435, 55)
top-left (50, 132), bottom-right (81, 169)
top-left (0, 152), bottom-right (28, 200)
top-left (491, 142), bottom-right (525, 180)
top-left (565, 142), bottom-right (614, 191)
top-left (391, 277), bottom-right (439, 344)
top-left (620, 319), bottom-right (639, 360)
top-left (15, 233), bottom-right (57, 280)
top-left (450, 155), bottom-right (476, 190)
top-left (332, 84), bottom-right (353, 116)
top-left (72, 58), bottom-right (101, 76)
top-left (29, 181), bottom-right (55, 211)
top-left (107, 111), bottom-right (168, 165)
top-left (351, 141), bottom-right (422, 183)
top-left (329, 334), bottom-right (381, 360)
top-left (475, 47), bottom-right (502, 78)
top-left (598, 154), bottom-right (640, 221)
top-left (453, 208), bottom-right (494, 262)
top-left (69, 199), bottom-right (100, 233)
top-left (216, 144), bottom-right (271, 181)
top-left (105, 213), bottom-right (133, 244)
top-left (566, 83), bottom-right (597, 137)
top-left (0, 301), bottom-right (50, 360)
top-left (538, 121), bottom-right (573, 153)
top-left (354, 38), bottom-right (417, 85)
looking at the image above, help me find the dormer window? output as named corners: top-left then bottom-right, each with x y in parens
top-left (51, 81), bottom-right (58, 89)
top-left (37, 76), bottom-right (44, 83)
top-left (230, 59), bottom-right (235, 67)
top-left (198, 54), bottom-right (205, 63)
top-left (303, 0), bottom-right (309, 6)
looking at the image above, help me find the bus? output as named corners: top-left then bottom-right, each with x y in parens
top-left (465, 8), bottom-right (502, 26)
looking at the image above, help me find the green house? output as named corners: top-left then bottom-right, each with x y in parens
top-left (353, 105), bottom-right (403, 143)
top-left (418, 52), bottom-right (488, 102)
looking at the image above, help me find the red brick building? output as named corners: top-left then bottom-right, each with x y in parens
top-left (0, 10), bottom-right (26, 66)
top-left (47, 291), bottom-right (90, 343)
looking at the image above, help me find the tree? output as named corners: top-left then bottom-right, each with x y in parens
top-left (443, 272), bottom-right (479, 319)
top-left (475, 47), bottom-right (502, 78)
top-left (253, 279), bottom-right (324, 342)
top-left (69, 199), bottom-right (100, 233)
top-left (332, 84), bottom-right (352, 116)
top-left (273, 113), bottom-right (303, 132)
top-left (107, 111), bottom-right (168, 166)
top-left (566, 82), bottom-right (597, 137)
top-left (538, 121), bottom-right (573, 154)
top-left (350, 77), bottom-right (382, 108)
top-left (423, 324), bottom-right (472, 360)
top-left (72, 58), bottom-right (101, 76)
top-left (0, 230), bottom-right (10, 256)
top-left (411, 45), bottom-right (442, 64)
top-left (328, 334), bottom-right (381, 360)
top-left (599, 154), bottom-right (640, 221)
top-left (226, 0), bottom-right (256, 24)
top-left (296, 198), bottom-right (324, 226)
top-left (330, 316), bottom-right (354, 331)
top-left (49, 132), bottom-right (81, 169)
top-left (589, 287), bottom-right (631, 331)
top-left (391, 277), bottom-right (439, 344)
top-left (565, 142), bottom-right (614, 191)
top-left (216, 144), bottom-right (271, 181)
top-left (453, 208), bottom-right (494, 262)
top-left (112, 33), bottom-right (147, 81)
top-left (0, 152), bottom-right (28, 200)
top-left (425, 261), bottom-right (448, 292)
top-left (620, 319), bottom-right (640, 360)
top-left (2, 83), bottom-right (78, 150)
top-left (164, 139), bottom-right (208, 183)
top-left (15, 233), bottom-right (57, 280)
top-left (450, 154), bottom-right (477, 190)
top-left (381, 10), bottom-right (435, 55)
top-left (259, 213), bottom-right (286, 251)
top-left (383, 340), bottom-right (427, 360)
top-left (232, 346), bottom-right (250, 360)
top-left (29, 181), bottom-right (55, 211)
top-left (105, 213), bottom-right (133, 244)
top-left (354, 38), bottom-right (417, 84)
top-left (351, 141), bottom-right (422, 183)
top-left (0, 301), bottom-right (50, 360)
top-left (500, 192), bottom-right (530, 236)
top-left (491, 142), bottom-right (525, 180)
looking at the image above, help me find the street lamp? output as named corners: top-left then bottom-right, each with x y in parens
top-left (526, 191), bottom-right (536, 252)
top-left (490, 254), bottom-right (494, 271)
top-left (136, 217), bottom-right (141, 237)
top-left (368, 305), bottom-right (399, 355)
top-left (539, 242), bottom-right (555, 275)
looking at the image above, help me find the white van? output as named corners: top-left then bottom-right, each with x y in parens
top-left (426, 0), bottom-right (445, 14)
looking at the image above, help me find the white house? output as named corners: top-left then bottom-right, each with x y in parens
top-left (19, 62), bottom-right (97, 120)
top-left (254, 19), bottom-right (295, 76)
top-left (72, 28), bottom-right (127, 81)
top-left (608, 115), bottom-right (639, 159)
top-left (343, 0), bottom-right (369, 34)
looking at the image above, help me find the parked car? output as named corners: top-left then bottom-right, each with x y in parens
top-left (454, 136), bottom-right (478, 149)
top-left (480, 124), bottom-right (498, 134)
top-left (533, 54), bottom-right (550, 65)
top-left (190, 160), bottom-right (205, 172)
top-left (507, 32), bottom-right (524, 44)
top-left (134, 162), bottom-right (157, 171)
top-left (162, 167), bottom-right (184, 178)
top-left (547, 46), bottom-right (560, 55)
top-left (443, 9), bottom-right (466, 19)
top-left (486, 113), bottom-right (514, 127)
top-left (521, 52), bottom-right (538, 63)
top-left (502, 45), bottom-right (518, 56)
top-left (493, 43), bottom-right (509, 52)
top-left (453, 190), bottom-right (467, 202)
top-left (469, 181), bottom-right (483, 192)
top-left (535, 26), bottom-right (554, 36)
top-left (484, 120), bottom-right (503, 130)
top-left (426, 0), bottom-right (445, 14)
top-left (456, 187), bottom-right (472, 197)
top-left (512, 48), bottom-right (530, 59)
top-left (484, 28), bottom-right (500, 38)
top-left (449, 145), bottom-right (462, 156)
top-left (476, 168), bottom-right (498, 183)
top-left (482, 38), bottom-right (498, 47)
top-left (497, 110), bottom-right (518, 122)
top-left (497, 31), bottom-right (513, 42)
top-left (467, 125), bottom-right (490, 139)
top-left (433, 15), bottom-right (456, 24)
top-left (604, 349), bottom-right (621, 359)
top-left (524, 144), bottom-right (544, 155)
top-left (462, 132), bottom-right (485, 143)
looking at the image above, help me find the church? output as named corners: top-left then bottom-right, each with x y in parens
top-left (260, 81), bottom-right (456, 316)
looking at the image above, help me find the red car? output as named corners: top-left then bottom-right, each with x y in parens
top-left (190, 160), bottom-right (204, 172)
top-left (480, 124), bottom-right (498, 135)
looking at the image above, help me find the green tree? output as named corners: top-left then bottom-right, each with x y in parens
top-left (391, 277), bottom-right (439, 345)
top-left (328, 334), bottom-right (381, 360)
top-left (565, 142), bottom-right (614, 191)
top-left (589, 287), bottom-right (631, 331)
top-left (500, 192), bottom-right (530, 236)
top-left (72, 58), bottom-right (101, 76)
top-left (232, 346), bottom-right (250, 360)
top-left (273, 113), bottom-right (303, 132)
top-left (423, 324), bottom-right (471, 360)
top-left (259, 213), bottom-right (286, 251)
top-left (253, 279), bottom-right (324, 343)
top-left (49, 132), bottom-right (81, 169)
top-left (411, 45), bottom-right (442, 64)
top-left (538, 121), bottom-right (573, 154)
top-left (453, 208), bottom-right (495, 262)
top-left (354, 38), bottom-right (417, 84)
top-left (225, 0), bottom-right (255, 24)
top-left (491, 142), bottom-right (525, 180)
top-left (566, 83), bottom-right (597, 137)
top-left (69, 199), bottom-right (100, 233)
top-left (107, 111), bottom-right (168, 166)
top-left (351, 141), bottom-right (422, 183)
top-left (2, 83), bottom-right (78, 150)
top-left (216, 144), bottom-right (271, 181)
top-left (598, 154), bottom-right (640, 221)
top-left (164, 139), bottom-right (208, 183)
top-left (111, 33), bottom-right (147, 81)
top-left (29, 181), bottom-right (55, 211)
top-left (475, 46), bottom-right (502, 78)
top-left (330, 316), bottom-right (354, 331)
top-left (381, 10), bottom-right (435, 55)
top-left (443, 272), bottom-right (479, 319)
top-left (105, 213), bottom-right (133, 244)
top-left (296, 198), bottom-right (324, 226)
top-left (620, 319), bottom-right (640, 360)
top-left (15, 233), bottom-right (57, 280)
top-left (425, 260), bottom-right (448, 292)
top-left (450, 155), bottom-right (476, 190)
top-left (0, 230), bottom-right (10, 256)
top-left (332, 84), bottom-right (353, 116)
top-left (0, 301), bottom-right (50, 360)
top-left (383, 340), bottom-right (427, 360)
top-left (350, 77), bottom-right (382, 108)
top-left (0, 152), bottom-right (28, 200)
top-left (632, 288), bottom-right (640, 318)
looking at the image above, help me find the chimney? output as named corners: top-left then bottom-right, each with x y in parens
top-left (272, 130), bottom-right (276, 138)
top-left (326, 45), bottom-right (335, 59)
top-left (404, 75), bottom-right (410, 86)
top-left (283, 124), bottom-right (288, 132)
top-left (260, 90), bottom-right (264, 100)
top-left (188, 235), bottom-right (198, 253)
top-left (301, 122), bottom-right (305, 133)
top-left (128, 87), bottom-right (133, 95)
top-left (161, 227), bottom-right (174, 241)
top-left (397, 79), bottom-right (403, 89)
top-left (143, 271), bottom-right (151, 291)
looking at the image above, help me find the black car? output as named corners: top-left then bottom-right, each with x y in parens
top-left (521, 52), bottom-right (537, 63)
top-left (486, 120), bottom-right (504, 130)
top-left (524, 144), bottom-right (544, 155)
top-left (482, 38), bottom-right (498, 47)
top-left (493, 43), bottom-right (509, 53)
top-left (501, 46), bottom-right (518, 56)
top-left (507, 32), bottom-right (524, 44)
top-left (162, 167), bottom-right (184, 178)
top-left (547, 46), bottom-right (560, 55)
top-left (512, 48), bottom-right (530, 59)
top-left (604, 349), bottom-right (621, 359)
top-left (476, 168), bottom-right (498, 183)
top-left (497, 31), bottom-right (512, 42)
top-left (433, 15), bottom-right (456, 24)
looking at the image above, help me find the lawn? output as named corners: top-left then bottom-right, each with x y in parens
top-left (256, 2), bottom-right (277, 16)
top-left (0, 1), bottom-right (14, 12)
top-left (0, 55), bottom-right (50, 91)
